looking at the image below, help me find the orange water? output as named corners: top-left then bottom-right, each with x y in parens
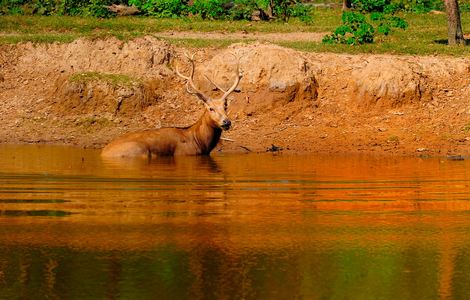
top-left (1, 145), bottom-right (470, 299)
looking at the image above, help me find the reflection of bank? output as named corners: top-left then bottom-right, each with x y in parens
top-left (2, 146), bottom-right (470, 298)
top-left (0, 212), bottom-right (469, 299)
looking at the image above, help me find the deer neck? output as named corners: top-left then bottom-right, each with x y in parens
top-left (189, 110), bottom-right (222, 154)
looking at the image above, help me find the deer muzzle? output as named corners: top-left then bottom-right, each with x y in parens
top-left (221, 119), bottom-right (231, 130)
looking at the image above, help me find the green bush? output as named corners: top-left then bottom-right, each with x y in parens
top-left (461, 3), bottom-right (470, 12)
top-left (231, 0), bottom-right (259, 20)
top-left (79, 0), bottom-right (114, 17)
top-left (323, 11), bottom-right (374, 45)
top-left (392, 0), bottom-right (442, 13)
top-left (290, 2), bottom-right (313, 23)
top-left (323, 0), bottom-right (408, 45)
top-left (230, 0), bottom-right (312, 22)
top-left (0, 0), bottom-right (314, 21)
top-left (189, 0), bottom-right (230, 19)
top-left (133, 0), bottom-right (187, 18)
top-left (352, 0), bottom-right (395, 12)
top-left (370, 11), bottom-right (407, 35)
top-left (0, 0), bottom-right (120, 16)
top-left (269, 0), bottom-right (312, 22)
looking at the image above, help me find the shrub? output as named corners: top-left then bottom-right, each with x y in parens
top-left (269, 0), bottom-right (312, 22)
top-left (230, 0), bottom-right (312, 22)
top-left (130, 0), bottom-right (187, 18)
top-left (323, 0), bottom-right (408, 45)
top-left (230, 0), bottom-right (259, 20)
top-left (323, 11), bottom-right (374, 45)
top-left (392, 0), bottom-right (442, 13)
top-left (290, 2), bottom-right (313, 23)
top-left (352, 0), bottom-right (394, 12)
top-left (189, 0), bottom-right (230, 19)
top-left (0, 0), bottom-right (121, 16)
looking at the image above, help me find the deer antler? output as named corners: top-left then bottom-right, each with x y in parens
top-left (204, 54), bottom-right (243, 105)
top-left (204, 74), bottom-right (227, 93)
top-left (176, 53), bottom-right (208, 103)
top-left (218, 55), bottom-right (242, 106)
top-left (176, 53), bottom-right (243, 106)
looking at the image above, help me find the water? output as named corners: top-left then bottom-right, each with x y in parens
top-left (1, 145), bottom-right (470, 299)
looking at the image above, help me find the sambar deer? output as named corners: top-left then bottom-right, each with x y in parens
top-left (101, 54), bottom-right (242, 159)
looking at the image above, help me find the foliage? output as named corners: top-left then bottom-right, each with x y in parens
top-left (2, 12), bottom-right (470, 56)
top-left (352, 0), bottom-right (397, 13)
top-left (370, 12), bottom-right (407, 35)
top-left (290, 2), bottom-right (313, 23)
top-left (0, 0), bottom-right (313, 22)
top-left (323, 0), bottom-right (408, 45)
top-left (0, 0), bottom-right (119, 17)
top-left (351, 0), bottom-right (442, 13)
top-left (323, 12), bottom-right (374, 45)
top-left (462, 3), bottom-right (470, 12)
top-left (129, 0), bottom-right (187, 18)
top-left (267, 0), bottom-right (312, 22)
top-left (392, 0), bottom-right (442, 13)
top-left (189, 0), bottom-right (230, 19)
top-left (230, 0), bottom-right (261, 20)
top-left (271, 0), bottom-right (295, 22)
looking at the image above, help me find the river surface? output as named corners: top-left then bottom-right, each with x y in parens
top-left (1, 145), bottom-right (470, 299)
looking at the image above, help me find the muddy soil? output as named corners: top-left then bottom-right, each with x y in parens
top-left (1, 36), bottom-right (470, 156)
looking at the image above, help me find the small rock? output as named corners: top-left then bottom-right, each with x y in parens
top-left (416, 148), bottom-right (428, 152)
top-left (267, 144), bottom-right (283, 152)
top-left (377, 127), bottom-right (387, 132)
top-left (447, 155), bottom-right (464, 161)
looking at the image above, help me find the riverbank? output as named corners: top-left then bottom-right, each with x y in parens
top-left (1, 36), bottom-right (470, 156)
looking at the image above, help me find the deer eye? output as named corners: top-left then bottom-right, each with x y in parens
top-left (209, 107), bottom-right (215, 112)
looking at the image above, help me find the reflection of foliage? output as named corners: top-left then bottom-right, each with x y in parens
top-left (0, 242), bottom-right (443, 299)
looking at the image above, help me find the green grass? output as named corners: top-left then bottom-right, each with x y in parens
top-left (69, 72), bottom-right (141, 87)
top-left (0, 10), bottom-right (469, 56)
top-left (278, 12), bottom-right (470, 56)
top-left (161, 37), bottom-right (257, 48)
top-left (0, 14), bottom-right (326, 35)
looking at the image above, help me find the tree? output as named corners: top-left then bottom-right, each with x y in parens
top-left (444, 0), bottom-right (465, 45)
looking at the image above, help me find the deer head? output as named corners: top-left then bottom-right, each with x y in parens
top-left (176, 53), bottom-right (242, 131)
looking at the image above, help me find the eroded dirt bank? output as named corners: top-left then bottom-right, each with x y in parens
top-left (1, 36), bottom-right (470, 156)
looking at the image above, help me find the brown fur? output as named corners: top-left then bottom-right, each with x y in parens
top-left (101, 54), bottom-right (241, 159)
top-left (101, 110), bottom-right (224, 158)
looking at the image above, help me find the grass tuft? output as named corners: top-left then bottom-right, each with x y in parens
top-left (69, 72), bottom-right (141, 87)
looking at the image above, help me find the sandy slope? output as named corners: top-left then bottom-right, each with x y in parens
top-left (1, 36), bottom-right (470, 156)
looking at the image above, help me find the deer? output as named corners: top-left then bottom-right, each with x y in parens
top-left (101, 53), bottom-right (242, 159)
